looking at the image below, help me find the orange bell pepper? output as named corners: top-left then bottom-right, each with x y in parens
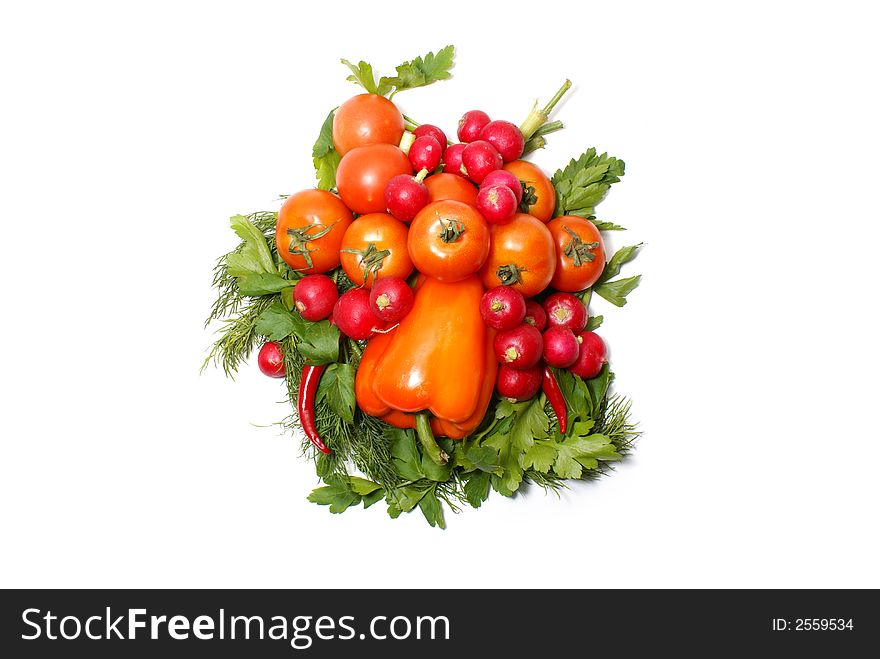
top-left (354, 275), bottom-right (498, 464)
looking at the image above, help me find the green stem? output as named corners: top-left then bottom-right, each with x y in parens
top-left (519, 80), bottom-right (573, 140)
top-left (403, 114), bottom-right (421, 131)
top-left (415, 412), bottom-right (448, 465)
top-left (542, 79), bottom-right (572, 116)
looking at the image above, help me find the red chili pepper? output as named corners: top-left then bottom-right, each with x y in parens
top-left (541, 366), bottom-right (567, 434)
top-left (297, 365), bottom-right (331, 454)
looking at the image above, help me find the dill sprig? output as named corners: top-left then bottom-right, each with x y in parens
top-left (203, 294), bottom-right (278, 377)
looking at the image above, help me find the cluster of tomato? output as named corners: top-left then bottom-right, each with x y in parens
top-left (259, 92), bottom-right (607, 432)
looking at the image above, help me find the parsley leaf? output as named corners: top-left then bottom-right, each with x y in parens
top-left (552, 148), bottom-right (625, 218)
top-left (298, 320), bottom-right (340, 365)
top-left (463, 471), bottom-right (491, 508)
top-left (592, 220), bottom-right (626, 231)
top-left (227, 214), bottom-right (276, 275)
top-left (234, 273), bottom-right (295, 297)
top-left (255, 302), bottom-right (306, 341)
top-left (307, 477), bottom-right (361, 514)
top-left (340, 59), bottom-right (392, 96)
top-left (594, 275), bottom-right (642, 307)
top-left (317, 363), bottom-right (356, 422)
top-left (598, 244), bottom-right (642, 286)
top-left (586, 315), bottom-right (604, 331)
top-left (553, 434), bottom-right (621, 479)
top-left (312, 110), bottom-right (341, 191)
top-left (418, 488), bottom-right (446, 529)
top-left (380, 45), bottom-right (455, 95)
top-left (483, 397), bottom-right (550, 496)
top-left (522, 441), bottom-right (557, 473)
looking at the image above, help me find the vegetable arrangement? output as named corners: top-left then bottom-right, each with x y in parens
top-left (205, 47), bottom-right (642, 528)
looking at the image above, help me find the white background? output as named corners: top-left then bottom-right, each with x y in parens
top-left (1, 0), bottom-right (878, 589)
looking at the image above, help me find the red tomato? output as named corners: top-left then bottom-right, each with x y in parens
top-left (275, 190), bottom-right (353, 273)
top-left (503, 160), bottom-right (556, 222)
top-left (479, 213), bottom-right (556, 297)
top-left (547, 216), bottom-right (606, 292)
top-left (332, 94), bottom-right (404, 156)
top-left (407, 200), bottom-right (490, 282)
top-left (336, 144), bottom-right (412, 215)
top-left (424, 173), bottom-right (479, 205)
top-left (339, 213), bottom-right (413, 288)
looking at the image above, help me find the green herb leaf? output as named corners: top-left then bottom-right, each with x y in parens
top-left (298, 320), bottom-right (340, 365)
top-left (552, 148), bottom-right (625, 218)
top-left (340, 59), bottom-right (392, 95)
top-left (553, 433), bottom-right (621, 479)
top-left (386, 485), bottom-right (428, 516)
top-left (483, 397), bottom-right (550, 496)
top-left (418, 489), bottom-right (446, 529)
top-left (592, 220), bottom-right (626, 231)
top-left (235, 273), bottom-right (295, 297)
top-left (586, 315), bottom-right (604, 331)
top-left (362, 489), bottom-right (385, 509)
top-left (307, 480), bottom-right (361, 514)
top-left (312, 110), bottom-right (341, 190)
top-left (585, 363), bottom-right (612, 410)
top-left (522, 441), bottom-right (557, 473)
top-left (316, 363), bottom-right (356, 422)
top-left (255, 302), bottom-right (306, 341)
top-left (348, 475), bottom-right (382, 496)
top-left (594, 275), bottom-right (641, 307)
top-left (380, 45), bottom-right (455, 94)
top-left (228, 214), bottom-right (276, 275)
top-left (463, 471), bottom-right (491, 508)
top-left (390, 429), bottom-right (426, 481)
top-left (598, 244), bottom-right (642, 285)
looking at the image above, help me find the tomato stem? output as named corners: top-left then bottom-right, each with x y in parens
top-left (519, 80), bottom-right (572, 140)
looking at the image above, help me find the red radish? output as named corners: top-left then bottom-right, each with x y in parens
top-left (333, 288), bottom-right (383, 340)
top-left (493, 324), bottom-right (543, 370)
top-left (257, 341), bottom-right (286, 378)
top-left (481, 169), bottom-right (523, 204)
top-left (457, 110), bottom-right (491, 143)
top-left (570, 331), bottom-right (607, 379)
top-left (413, 124), bottom-right (447, 151)
top-left (496, 364), bottom-right (542, 401)
top-left (476, 185), bottom-right (517, 224)
top-left (369, 276), bottom-right (414, 323)
top-left (408, 135), bottom-right (443, 172)
top-left (543, 292), bottom-right (588, 332)
top-left (442, 143), bottom-right (467, 177)
top-left (542, 326), bottom-right (580, 368)
top-left (480, 285), bottom-right (526, 330)
top-left (479, 120), bottom-right (525, 162)
top-left (384, 172), bottom-right (429, 222)
top-left (461, 140), bottom-right (502, 183)
top-left (293, 274), bottom-right (338, 321)
top-left (523, 300), bottom-right (547, 332)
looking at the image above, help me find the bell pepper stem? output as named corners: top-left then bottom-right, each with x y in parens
top-left (414, 412), bottom-right (449, 465)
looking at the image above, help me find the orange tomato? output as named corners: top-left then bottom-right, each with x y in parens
top-left (479, 213), bottom-right (556, 297)
top-left (424, 173), bottom-right (478, 205)
top-left (339, 213), bottom-right (413, 288)
top-left (503, 160), bottom-right (556, 222)
top-left (336, 144), bottom-right (412, 215)
top-left (547, 216), bottom-right (606, 292)
top-left (332, 94), bottom-right (404, 156)
top-left (407, 200), bottom-right (489, 282)
top-left (275, 190), bottom-right (353, 273)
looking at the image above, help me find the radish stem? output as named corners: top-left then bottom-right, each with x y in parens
top-left (519, 80), bottom-right (572, 140)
